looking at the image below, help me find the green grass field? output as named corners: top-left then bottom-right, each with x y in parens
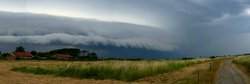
top-left (233, 55), bottom-right (250, 72)
top-left (11, 59), bottom-right (207, 81)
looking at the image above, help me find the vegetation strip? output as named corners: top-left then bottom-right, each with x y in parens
top-left (173, 59), bottom-right (224, 84)
top-left (10, 60), bottom-right (205, 81)
top-left (233, 56), bottom-right (250, 80)
top-left (233, 56), bottom-right (250, 72)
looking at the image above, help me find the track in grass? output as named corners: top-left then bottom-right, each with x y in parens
top-left (216, 59), bottom-right (245, 84)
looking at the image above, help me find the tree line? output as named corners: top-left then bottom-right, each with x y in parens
top-left (0, 46), bottom-right (99, 61)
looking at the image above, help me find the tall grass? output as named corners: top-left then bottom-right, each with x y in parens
top-left (174, 59), bottom-right (223, 84)
top-left (233, 56), bottom-right (250, 72)
top-left (0, 57), bottom-right (7, 60)
top-left (11, 59), bottom-right (206, 81)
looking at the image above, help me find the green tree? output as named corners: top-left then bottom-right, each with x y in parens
top-left (15, 46), bottom-right (25, 52)
top-left (1, 53), bottom-right (9, 57)
top-left (30, 50), bottom-right (37, 56)
top-left (31, 50), bottom-right (38, 60)
top-left (87, 52), bottom-right (98, 60)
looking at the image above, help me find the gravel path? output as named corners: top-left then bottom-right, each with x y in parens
top-left (216, 59), bottom-right (245, 84)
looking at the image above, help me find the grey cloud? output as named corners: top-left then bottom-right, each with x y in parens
top-left (0, 33), bottom-right (177, 51)
top-left (150, 0), bottom-right (250, 56)
top-left (1, 0), bottom-right (250, 57)
top-left (0, 11), bottom-right (178, 51)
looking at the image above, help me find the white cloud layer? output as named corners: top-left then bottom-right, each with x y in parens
top-left (0, 33), bottom-right (177, 51)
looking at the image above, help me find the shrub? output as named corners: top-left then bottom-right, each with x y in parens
top-left (233, 56), bottom-right (250, 72)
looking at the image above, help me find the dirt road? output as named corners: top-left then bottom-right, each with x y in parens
top-left (216, 59), bottom-right (246, 84)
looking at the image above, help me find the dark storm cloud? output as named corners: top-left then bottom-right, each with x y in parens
top-left (163, 0), bottom-right (250, 56)
top-left (0, 0), bottom-right (250, 57)
top-left (0, 11), bottom-right (178, 51)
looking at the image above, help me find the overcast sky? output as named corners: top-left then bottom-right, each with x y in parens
top-left (0, 0), bottom-right (250, 58)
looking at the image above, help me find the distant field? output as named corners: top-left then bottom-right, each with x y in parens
top-left (10, 59), bottom-right (209, 81)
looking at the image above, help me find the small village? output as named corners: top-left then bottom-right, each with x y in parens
top-left (0, 46), bottom-right (98, 61)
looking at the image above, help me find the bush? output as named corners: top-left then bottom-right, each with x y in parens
top-left (234, 56), bottom-right (250, 72)
top-left (0, 56), bottom-right (7, 60)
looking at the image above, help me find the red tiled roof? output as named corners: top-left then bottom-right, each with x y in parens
top-left (54, 54), bottom-right (73, 58)
top-left (11, 52), bottom-right (33, 57)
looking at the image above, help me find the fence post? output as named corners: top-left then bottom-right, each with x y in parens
top-left (210, 62), bottom-right (212, 71)
top-left (197, 69), bottom-right (199, 84)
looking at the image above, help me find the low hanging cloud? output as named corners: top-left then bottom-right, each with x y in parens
top-left (0, 33), bottom-right (177, 51)
top-left (0, 11), bottom-right (178, 51)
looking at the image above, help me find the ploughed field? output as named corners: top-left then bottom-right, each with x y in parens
top-left (0, 59), bottom-right (210, 84)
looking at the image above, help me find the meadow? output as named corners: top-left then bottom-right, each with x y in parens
top-left (233, 55), bottom-right (250, 72)
top-left (10, 59), bottom-right (209, 81)
top-left (174, 59), bottom-right (224, 84)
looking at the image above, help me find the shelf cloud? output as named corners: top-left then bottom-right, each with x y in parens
top-left (0, 0), bottom-right (250, 57)
top-left (0, 11), bottom-right (178, 51)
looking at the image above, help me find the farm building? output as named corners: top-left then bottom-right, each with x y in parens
top-left (8, 52), bottom-right (33, 60)
top-left (53, 54), bottom-right (73, 59)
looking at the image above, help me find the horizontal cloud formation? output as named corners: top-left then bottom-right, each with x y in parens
top-left (1, 0), bottom-right (250, 57)
top-left (0, 33), bottom-right (176, 51)
top-left (0, 11), bottom-right (178, 51)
